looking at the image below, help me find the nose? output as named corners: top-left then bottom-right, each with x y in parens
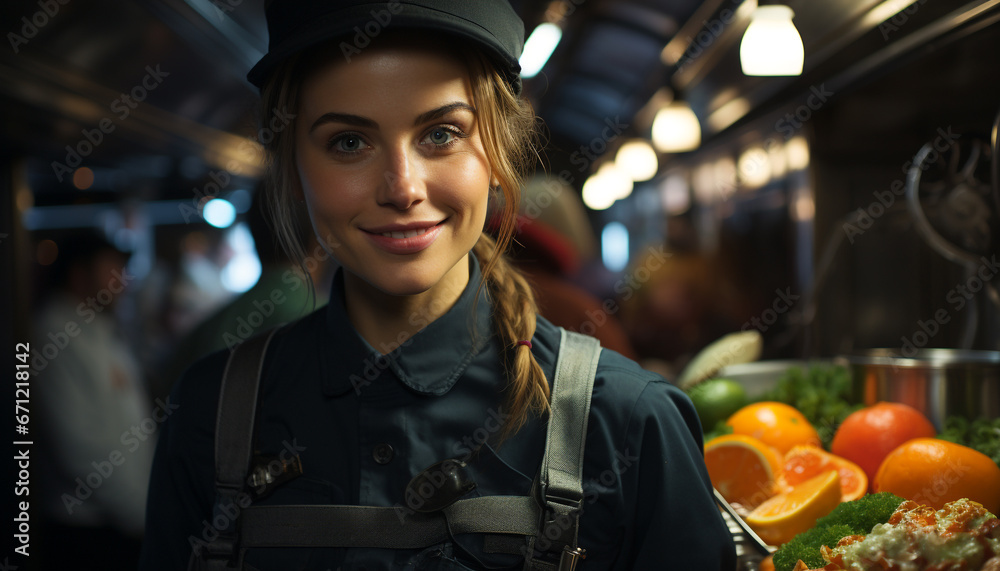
top-left (377, 145), bottom-right (426, 210)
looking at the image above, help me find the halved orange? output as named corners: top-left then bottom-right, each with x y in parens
top-left (777, 445), bottom-right (868, 502)
top-left (704, 434), bottom-right (782, 509)
top-left (746, 470), bottom-right (842, 546)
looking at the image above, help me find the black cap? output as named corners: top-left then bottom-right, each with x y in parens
top-left (247, 0), bottom-right (525, 94)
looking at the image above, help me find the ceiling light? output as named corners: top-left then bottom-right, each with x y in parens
top-left (615, 140), bottom-right (659, 182)
top-left (582, 172), bottom-right (617, 210)
top-left (786, 136), bottom-right (810, 170)
top-left (597, 163), bottom-right (634, 200)
top-left (520, 23), bottom-right (562, 78)
top-left (738, 146), bottom-right (771, 188)
top-left (202, 198), bottom-right (236, 228)
top-left (652, 102), bottom-right (702, 152)
top-left (740, 5), bottom-right (804, 76)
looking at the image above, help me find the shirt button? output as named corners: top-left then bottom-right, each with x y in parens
top-left (372, 443), bottom-right (394, 464)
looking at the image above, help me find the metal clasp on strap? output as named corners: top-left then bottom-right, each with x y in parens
top-left (248, 452), bottom-right (303, 499)
top-left (558, 546), bottom-right (586, 571)
top-left (540, 492), bottom-right (582, 549)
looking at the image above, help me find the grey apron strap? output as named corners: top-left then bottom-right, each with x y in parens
top-left (190, 329), bottom-right (279, 570)
top-left (192, 327), bottom-right (602, 571)
top-left (529, 328), bottom-right (601, 570)
top-left (238, 495), bottom-right (540, 549)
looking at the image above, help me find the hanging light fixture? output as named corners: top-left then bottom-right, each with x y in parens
top-left (614, 139), bottom-right (659, 182)
top-left (740, 5), bottom-right (804, 76)
top-left (651, 101), bottom-right (702, 153)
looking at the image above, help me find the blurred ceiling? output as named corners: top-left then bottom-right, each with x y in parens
top-left (2, 0), bottom-right (998, 207)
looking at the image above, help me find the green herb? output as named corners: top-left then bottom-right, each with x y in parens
top-left (937, 416), bottom-right (1000, 468)
top-left (772, 524), bottom-right (853, 571)
top-left (772, 493), bottom-right (906, 571)
top-left (758, 365), bottom-right (861, 449)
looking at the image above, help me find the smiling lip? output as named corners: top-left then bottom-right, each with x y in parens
top-left (362, 220), bottom-right (445, 254)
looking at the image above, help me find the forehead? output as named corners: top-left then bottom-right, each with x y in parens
top-left (297, 37), bottom-right (475, 116)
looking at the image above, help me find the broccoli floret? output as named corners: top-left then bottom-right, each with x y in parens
top-left (770, 493), bottom-right (906, 571)
top-left (773, 524), bottom-right (853, 571)
top-left (814, 492), bottom-right (906, 533)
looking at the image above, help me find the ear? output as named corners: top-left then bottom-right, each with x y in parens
top-left (490, 176), bottom-right (500, 188)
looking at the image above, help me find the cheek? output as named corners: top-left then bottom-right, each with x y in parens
top-left (298, 162), bottom-right (366, 215)
top-left (432, 155), bottom-right (491, 212)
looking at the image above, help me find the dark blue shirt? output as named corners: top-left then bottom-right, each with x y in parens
top-left (140, 257), bottom-right (736, 570)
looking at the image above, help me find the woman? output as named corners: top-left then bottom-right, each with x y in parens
top-left (141, 1), bottom-right (736, 569)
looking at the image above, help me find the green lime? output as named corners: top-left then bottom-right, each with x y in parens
top-left (687, 378), bottom-right (747, 432)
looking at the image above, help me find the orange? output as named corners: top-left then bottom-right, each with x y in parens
top-left (704, 434), bottom-right (782, 509)
top-left (746, 470), bottom-right (842, 546)
top-left (726, 402), bottom-right (821, 455)
top-left (778, 445), bottom-right (867, 502)
top-left (830, 402), bottom-right (936, 486)
top-left (873, 438), bottom-right (1000, 515)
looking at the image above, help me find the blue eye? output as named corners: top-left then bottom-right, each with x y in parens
top-left (328, 133), bottom-right (369, 154)
top-left (423, 126), bottom-right (467, 148)
top-left (427, 129), bottom-right (453, 145)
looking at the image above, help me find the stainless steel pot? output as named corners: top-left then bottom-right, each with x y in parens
top-left (836, 349), bottom-right (1000, 430)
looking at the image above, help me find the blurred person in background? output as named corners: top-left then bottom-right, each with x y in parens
top-left (618, 222), bottom-right (745, 378)
top-left (31, 230), bottom-right (153, 570)
top-left (165, 229), bottom-right (235, 336)
top-left (495, 174), bottom-right (637, 359)
top-left (161, 192), bottom-right (333, 399)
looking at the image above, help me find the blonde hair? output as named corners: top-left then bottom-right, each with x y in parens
top-left (257, 40), bottom-right (548, 438)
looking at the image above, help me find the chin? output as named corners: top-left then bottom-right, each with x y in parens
top-left (363, 269), bottom-right (440, 297)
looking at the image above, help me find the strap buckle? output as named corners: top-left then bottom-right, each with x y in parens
top-left (558, 546), bottom-right (586, 571)
top-left (248, 452), bottom-right (303, 499)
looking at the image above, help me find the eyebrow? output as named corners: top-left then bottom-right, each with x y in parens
top-left (308, 102), bottom-right (476, 133)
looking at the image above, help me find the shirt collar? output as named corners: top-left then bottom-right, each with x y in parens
top-left (321, 255), bottom-right (492, 397)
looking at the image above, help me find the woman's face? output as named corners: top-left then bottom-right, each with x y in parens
top-left (294, 40), bottom-right (491, 298)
